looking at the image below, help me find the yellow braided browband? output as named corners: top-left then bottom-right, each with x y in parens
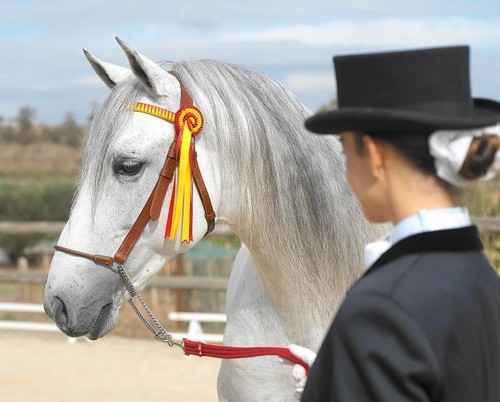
top-left (133, 102), bottom-right (176, 123)
top-left (132, 101), bottom-right (204, 136)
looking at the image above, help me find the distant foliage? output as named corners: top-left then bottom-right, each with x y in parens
top-left (317, 98), bottom-right (338, 112)
top-left (463, 178), bottom-right (499, 270)
top-left (0, 178), bottom-right (76, 259)
top-left (45, 113), bottom-right (85, 147)
top-left (463, 178), bottom-right (499, 217)
top-left (0, 107), bottom-right (85, 148)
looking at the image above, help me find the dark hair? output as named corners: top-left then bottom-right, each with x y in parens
top-left (354, 131), bottom-right (436, 175)
top-left (459, 135), bottom-right (500, 180)
top-left (353, 131), bottom-right (499, 185)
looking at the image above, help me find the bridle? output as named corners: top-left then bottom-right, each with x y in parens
top-left (53, 75), bottom-right (215, 345)
top-left (53, 74), bottom-right (310, 374)
top-left (56, 75), bottom-right (215, 265)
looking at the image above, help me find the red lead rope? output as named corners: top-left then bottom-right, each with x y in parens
top-left (182, 339), bottom-right (310, 375)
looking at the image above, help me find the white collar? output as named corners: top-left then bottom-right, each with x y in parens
top-left (390, 206), bottom-right (471, 245)
top-left (364, 207), bottom-right (471, 271)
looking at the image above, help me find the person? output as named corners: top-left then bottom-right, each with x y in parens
top-left (288, 46), bottom-right (500, 401)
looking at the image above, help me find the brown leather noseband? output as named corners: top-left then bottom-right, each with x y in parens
top-left (54, 76), bottom-right (215, 269)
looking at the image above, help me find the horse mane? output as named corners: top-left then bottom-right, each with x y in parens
top-left (81, 59), bottom-right (383, 316)
top-left (173, 60), bottom-right (381, 314)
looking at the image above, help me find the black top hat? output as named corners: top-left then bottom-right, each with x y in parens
top-left (305, 46), bottom-right (500, 134)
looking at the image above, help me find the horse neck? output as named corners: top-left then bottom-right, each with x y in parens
top-left (175, 61), bottom-right (385, 325)
top-left (218, 132), bottom-right (383, 327)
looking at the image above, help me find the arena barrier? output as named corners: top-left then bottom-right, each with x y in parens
top-left (167, 311), bottom-right (226, 343)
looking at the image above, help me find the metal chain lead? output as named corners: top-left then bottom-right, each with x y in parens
top-left (116, 264), bottom-right (178, 347)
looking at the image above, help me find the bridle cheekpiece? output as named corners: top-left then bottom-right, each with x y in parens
top-left (54, 76), bottom-right (215, 269)
top-left (133, 101), bottom-right (206, 243)
top-left (51, 73), bottom-right (310, 374)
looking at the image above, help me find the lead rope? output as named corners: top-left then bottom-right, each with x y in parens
top-left (54, 90), bottom-right (309, 373)
top-left (116, 264), bottom-right (182, 347)
top-left (115, 262), bottom-right (309, 374)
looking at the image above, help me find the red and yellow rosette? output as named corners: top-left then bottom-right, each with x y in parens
top-left (131, 101), bottom-right (204, 243)
top-left (165, 106), bottom-right (204, 242)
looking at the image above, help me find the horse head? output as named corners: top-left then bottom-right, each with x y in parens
top-left (44, 38), bottom-right (220, 339)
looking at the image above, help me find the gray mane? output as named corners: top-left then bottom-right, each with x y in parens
top-left (172, 60), bottom-right (381, 309)
top-left (81, 59), bottom-right (383, 311)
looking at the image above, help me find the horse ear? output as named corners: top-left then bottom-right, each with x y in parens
top-left (83, 49), bottom-right (130, 88)
top-left (115, 36), bottom-right (177, 98)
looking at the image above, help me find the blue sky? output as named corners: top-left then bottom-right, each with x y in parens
top-left (0, 0), bottom-right (499, 124)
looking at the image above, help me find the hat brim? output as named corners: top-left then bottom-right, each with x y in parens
top-left (305, 98), bottom-right (500, 134)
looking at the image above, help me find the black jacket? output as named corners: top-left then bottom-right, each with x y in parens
top-left (302, 226), bottom-right (499, 402)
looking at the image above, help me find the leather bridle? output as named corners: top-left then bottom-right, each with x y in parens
top-left (53, 75), bottom-right (216, 346)
top-left (50, 74), bottom-right (311, 374)
top-left (54, 75), bottom-right (215, 270)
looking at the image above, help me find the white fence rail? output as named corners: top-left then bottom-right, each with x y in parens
top-left (0, 303), bottom-right (226, 344)
top-left (0, 302), bottom-right (60, 333)
top-left (167, 311), bottom-right (226, 343)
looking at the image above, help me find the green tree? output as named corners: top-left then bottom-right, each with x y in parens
top-left (0, 178), bottom-right (76, 260)
top-left (317, 98), bottom-right (338, 112)
top-left (46, 112), bottom-right (85, 147)
top-left (17, 106), bottom-right (36, 131)
top-left (15, 106), bottom-right (37, 144)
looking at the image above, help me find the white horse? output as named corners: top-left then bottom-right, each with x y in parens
top-left (44, 38), bottom-right (385, 401)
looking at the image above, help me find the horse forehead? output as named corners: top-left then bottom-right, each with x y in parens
top-left (117, 104), bottom-right (176, 146)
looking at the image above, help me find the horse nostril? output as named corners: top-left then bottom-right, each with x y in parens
top-left (53, 296), bottom-right (69, 329)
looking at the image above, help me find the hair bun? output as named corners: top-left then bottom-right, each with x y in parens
top-left (459, 135), bottom-right (500, 180)
top-left (429, 124), bottom-right (500, 186)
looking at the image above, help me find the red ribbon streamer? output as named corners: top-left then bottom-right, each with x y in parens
top-left (164, 176), bottom-right (177, 238)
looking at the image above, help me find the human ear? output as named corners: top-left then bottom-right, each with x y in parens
top-left (363, 135), bottom-right (385, 179)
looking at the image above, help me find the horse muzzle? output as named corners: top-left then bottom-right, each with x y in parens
top-left (43, 260), bottom-right (121, 339)
top-left (44, 296), bottom-right (117, 339)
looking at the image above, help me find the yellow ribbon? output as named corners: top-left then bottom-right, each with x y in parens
top-left (168, 122), bottom-right (193, 242)
top-left (132, 102), bottom-right (203, 243)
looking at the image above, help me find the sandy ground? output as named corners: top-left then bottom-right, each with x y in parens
top-left (0, 330), bottom-right (221, 402)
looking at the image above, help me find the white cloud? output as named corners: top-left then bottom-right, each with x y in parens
top-left (281, 73), bottom-right (335, 93)
top-left (217, 18), bottom-right (500, 48)
top-left (31, 76), bottom-right (102, 92)
top-left (72, 76), bottom-right (103, 88)
top-left (0, 1), bottom-right (499, 124)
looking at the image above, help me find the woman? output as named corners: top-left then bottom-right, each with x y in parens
top-left (289, 46), bottom-right (499, 401)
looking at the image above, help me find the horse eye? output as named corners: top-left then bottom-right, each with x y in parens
top-left (113, 159), bottom-right (145, 176)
